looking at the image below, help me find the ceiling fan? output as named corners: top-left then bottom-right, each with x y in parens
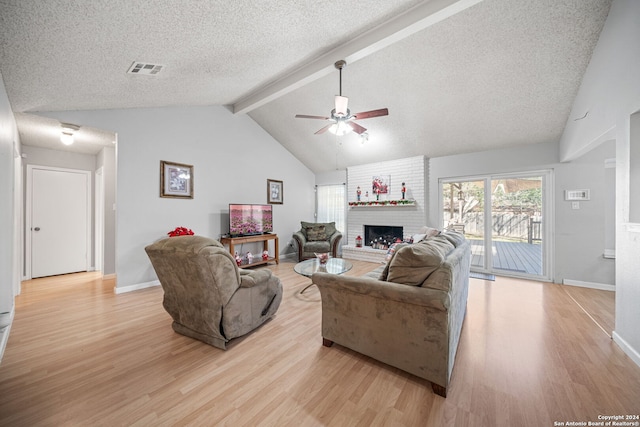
top-left (295, 60), bottom-right (389, 136)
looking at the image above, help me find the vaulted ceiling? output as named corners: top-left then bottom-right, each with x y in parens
top-left (0, 0), bottom-right (611, 172)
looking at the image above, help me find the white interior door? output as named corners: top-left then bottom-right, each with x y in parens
top-left (29, 167), bottom-right (90, 278)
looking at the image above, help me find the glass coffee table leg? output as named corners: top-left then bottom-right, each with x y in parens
top-left (300, 281), bottom-right (316, 294)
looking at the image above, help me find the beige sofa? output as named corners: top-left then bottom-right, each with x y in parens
top-left (312, 231), bottom-right (470, 397)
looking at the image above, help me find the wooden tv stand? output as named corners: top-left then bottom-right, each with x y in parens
top-left (220, 234), bottom-right (279, 267)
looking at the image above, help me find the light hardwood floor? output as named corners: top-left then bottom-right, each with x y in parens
top-left (1, 260), bottom-right (639, 426)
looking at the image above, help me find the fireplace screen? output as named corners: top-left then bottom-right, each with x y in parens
top-left (364, 225), bottom-right (403, 250)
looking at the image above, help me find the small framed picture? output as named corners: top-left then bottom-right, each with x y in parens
top-left (160, 161), bottom-right (193, 199)
top-left (267, 179), bottom-right (283, 204)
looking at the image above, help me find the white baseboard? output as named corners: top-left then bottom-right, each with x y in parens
top-left (0, 308), bottom-right (15, 364)
top-left (562, 279), bottom-right (615, 292)
top-left (102, 273), bottom-right (116, 280)
top-left (114, 279), bottom-right (160, 294)
top-left (613, 331), bottom-right (640, 368)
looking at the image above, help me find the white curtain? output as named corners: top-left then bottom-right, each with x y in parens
top-left (316, 184), bottom-right (346, 233)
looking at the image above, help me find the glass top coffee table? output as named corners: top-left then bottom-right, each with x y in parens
top-left (294, 258), bottom-right (353, 293)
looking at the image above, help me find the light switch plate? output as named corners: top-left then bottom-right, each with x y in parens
top-left (572, 202), bottom-right (580, 209)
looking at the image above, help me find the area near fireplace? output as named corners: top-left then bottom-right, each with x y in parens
top-left (364, 225), bottom-right (403, 249)
top-left (343, 156), bottom-right (428, 263)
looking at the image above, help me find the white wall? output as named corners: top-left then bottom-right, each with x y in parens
top-left (315, 169), bottom-right (346, 186)
top-left (40, 106), bottom-right (315, 290)
top-left (21, 145), bottom-right (97, 171)
top-left (97, 146), bottom-right (116, 275)
top-left (559, 0), bottom-right (640, 366)
top-left (429, 140), bottom-right (615, 286)
top-left (554, 140), bottom-right (615, 286)
top-left (0, 71), bottom-right (20, 361)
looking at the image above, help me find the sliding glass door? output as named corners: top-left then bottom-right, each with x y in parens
top-left (442, 179), bottom-right (486, 270)
top-left (441, 171), bottom-right (551, 280)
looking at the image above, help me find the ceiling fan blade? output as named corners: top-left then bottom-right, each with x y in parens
top-left (295, 114), bottom-right (330, 120)
top-left (315, 123), bottom-right (334, 135)
top-left (335, 96), bottom-right (349, 117)
top-left (352, 108), bottom-right (389, 120)
top-left (347, 121), bottom-right (367, 135)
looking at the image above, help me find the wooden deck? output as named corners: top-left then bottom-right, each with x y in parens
top-left (469, 238), bottom-right (542, 275)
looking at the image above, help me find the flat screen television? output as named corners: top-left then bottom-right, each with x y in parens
top-left (229, 204), bottom-right (273, 237)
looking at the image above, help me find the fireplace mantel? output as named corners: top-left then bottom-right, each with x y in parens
top-left (349, 199), bottom-right (416, 208)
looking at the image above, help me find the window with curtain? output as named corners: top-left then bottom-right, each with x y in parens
top-left (316, 184), bottom-right (346, 233)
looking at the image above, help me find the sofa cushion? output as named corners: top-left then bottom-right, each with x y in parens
top-left (419, 226), bottom-right (442, 238)
top-left (305, 224), bottom-right (326, 241)
top-left (440, 230), bottom-right (465, 247)
top-left (302, 240), bottom-right (331, 254)
top-left (379, 243), bottom-right (408, 281)
top-left (386, 237), bottom-right (454, 286)
top-left (301, 221), bottom-right (336, 239)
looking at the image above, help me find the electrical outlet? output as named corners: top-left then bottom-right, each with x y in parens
top-left (572, 201), bottom-right (580, 210)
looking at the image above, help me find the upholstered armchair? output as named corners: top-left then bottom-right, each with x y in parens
top-left (292, 221), bottom-right (342, 261)
top-left (145, 235), bottom-right (283, 350)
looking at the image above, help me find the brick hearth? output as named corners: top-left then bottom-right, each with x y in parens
top-left (342, 245), bottom-right (388, 263)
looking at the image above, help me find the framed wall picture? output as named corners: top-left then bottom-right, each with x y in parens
top-left (372, 175), bottom-right (390, 195)
top-left (267, 179), bottom-right (283, 204)
top-left (160, 160), bottom-right (193, 199)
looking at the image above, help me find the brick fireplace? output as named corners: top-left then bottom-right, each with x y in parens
top-left (364, 225), bottom-right (403, 249)
top-left (343, 156), bottom-right (427, 263)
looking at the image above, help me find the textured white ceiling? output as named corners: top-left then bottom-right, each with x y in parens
top-left (0, 0), bottom-right (611, 170)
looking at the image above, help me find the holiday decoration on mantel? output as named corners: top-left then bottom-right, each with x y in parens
top-left (349, 199), bottom-right (415, 207)
top-left (167, 226), bottom-right (194, 237)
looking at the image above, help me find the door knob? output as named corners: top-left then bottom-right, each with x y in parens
top-left (34, 227), bottom-right (40, 231)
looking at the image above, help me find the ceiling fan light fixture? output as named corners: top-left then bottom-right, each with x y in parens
top-left (334, 96), bottom-right (349, 117)
top-left (60, 132), bottom-right (74, 145)
top-left (294, 59), bottom-right (388, 137)
top-left (60, 123), bottom-right (80, 146)
top-left (329, 121), bottom-right (352, 136)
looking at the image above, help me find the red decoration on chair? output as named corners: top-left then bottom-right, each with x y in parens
top-left (167, 226), bottom-right (194, 237)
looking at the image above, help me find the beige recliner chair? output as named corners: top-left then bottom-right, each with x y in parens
top-left (145, 235), bottom-right (283, 350)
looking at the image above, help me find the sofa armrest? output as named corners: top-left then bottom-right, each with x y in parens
top-left (312, 272), bottom-right (449, 311)
top-left (329, 231), bottom-right (342, 243)
top-left (239, 268), bottom-right (272, 288)
top-left (292, 231), bottom-right (307, 244)
top-left (329, 231), bottom-right (342, 246)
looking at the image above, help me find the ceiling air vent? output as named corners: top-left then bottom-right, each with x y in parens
top-left (127, 62), bottom-right (164, 75)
